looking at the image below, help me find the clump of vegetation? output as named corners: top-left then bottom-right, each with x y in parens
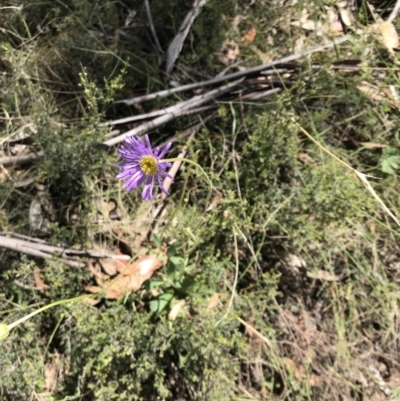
top-left (1, 0), bottom-right (400, 400)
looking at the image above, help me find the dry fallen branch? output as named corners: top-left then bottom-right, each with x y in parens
top-left (0, 234), bottom-right (130, 269)
top-left (104, 78), bottom-right (244, 146)
top-left (118, 35), bottom-right (349, 105)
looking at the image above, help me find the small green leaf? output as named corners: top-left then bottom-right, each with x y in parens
top-left (381, 155), bottom-right (400, 174)
top-left (149, 292), bottom-right (174, 313)
top-left (147, 280), bottom-right (165, 291)
top-left (170, 256), bottom-right (183, 266)
top-left (151, 233), bottom-right (162, 248)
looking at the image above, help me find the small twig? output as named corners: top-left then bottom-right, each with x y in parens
top-left (387, 0), bottom-right (400, 23)
top-left (0, 235), bottom-right (130, 269)
top-left (14, 280), bottom-right (43, 291)
top-left (117, 35), bottom-right (350, 105)
top-left (104, 129), bottom-right (120, 138)
top-left (144, 0), bottom-right (163, 53)
top-left (0, 151), bottom-right (44, 167)
top-left (0, 236), bottom-right (84, 268)
top-left (103, 96), bottom-right (214, 127)
top-left (240, 87), bottom-right (282, 100)
top-left (115, 68), bottom-right (288, 107)
top-left (0, 232), bottom-right (47, 244)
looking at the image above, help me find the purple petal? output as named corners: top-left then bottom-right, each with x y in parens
top-left (153, 146), bottom-right (161, 157)
top-left (158, 142), bottom-right (172, 159)
top-left (123, 170), bottom-right (146, 191)
top-left (157, 174), bottom-right (170, 195)
top-left (157, 168), bottom-right (173, 181)
top-left (142, 176), bottom-right (154, 200)
top-left (158, 162), bottom-right (171, 170)
top-left (144, 135), bottom-right (153, 152)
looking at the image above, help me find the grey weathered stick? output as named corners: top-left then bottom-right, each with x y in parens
top-left (104, 90), bottom-right (216, 126)
top-left (116, 68), bottom-right (291, 106)
top-left (0, 236), bottom-right (84, 268)
top-left (0, 152), bottom-right (44, 167)
top-left (240, 87), bottom-right (282, 100)
top-left (104, 78), bottom-right (244, 146)
top-left (0, 234), bottom-right (128, 260)
top-left (388, 0), bottom-right (400, 22)
top-left (106, 69), bottom-right (289, 126)
top-left (166, 0), bottom-right (209, 74)
top-left (118, 35), bottom-right (350, 105)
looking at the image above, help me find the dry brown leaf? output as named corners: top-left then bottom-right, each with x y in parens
top-left (168, 299), bottom-right (186, 320)
top-left (33, 267), bottom-right (49, 292)
top-left (44, 361), bottom-right (58, 392)
top-left (83, 297), bottom-right (101, 306)
top-left (118, 254), bottom-right (162, 276)
top-left (377, 21), bottom-right (399, 54)
top-left (359, 142), bottom-right (388, 149)
top-left (44, 356), bottom-right (60, 392)
top-left (339, 7), bottom-right (355, 27)
top-left (206, 192), bottom-right (222, 212)
top-left (298, 152), bottom-right (315, 164)
top-left (86, 254), bottom-right (163, 299)
top-left (99, 258), bottom-right (118, 276)
top-left (358, 82), bottom-right (399, 109)
top-left (330, 20), bottom-right (344, 36)
top-left (207, 293), bottom-right (220, 309)
top-left (242, 27), bottom-right (256, 43)
top-left (291, 19), bottom-right (316, 31)
top-left (306, 270), bottom-right (341, 281)
top-left (215, 40), bottom-right (240, 66)
top-left (85, 285), bottom-right (103, 294)
top-left (358, 82), bottom-right (387, 102)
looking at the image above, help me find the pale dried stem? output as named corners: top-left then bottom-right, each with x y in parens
top-left (387, 0), bottom-right (400, 23)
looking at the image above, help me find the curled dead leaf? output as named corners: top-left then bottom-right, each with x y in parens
top-left (359, 142), bottom-right (388, 149)
top-left (338, 7), bottom-right (355, 27)
top-left (215, 40), bottom-right (240, 66)
top-left (86, 254), bottom-right (163, 299)
top-left (306, 270), bottom-right (341, 281)
top-left (33, 267), bottom-right (49, 292)
top-left (207, 293), bottom-right (220, 310)
top-left (377, 21), bottom-right (399, 54)
top-left (298, 152), bottom-right (315, 164)
top-left (242, 27), bottom-right (256, 43)
top-left (168, 299), bottom-right (186, 320)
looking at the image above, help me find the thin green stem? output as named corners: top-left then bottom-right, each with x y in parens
top-left (161, 157), bottom-right (214, 207)
top-left (7, 294), bottom-right (89, 330)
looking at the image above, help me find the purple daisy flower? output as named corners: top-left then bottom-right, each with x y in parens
top-left (117, 135), bottom-right (173, 200)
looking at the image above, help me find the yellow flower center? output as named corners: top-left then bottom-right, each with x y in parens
top-left (139, 155), bottom-right (158, 175)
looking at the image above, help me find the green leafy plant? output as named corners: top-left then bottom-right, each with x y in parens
top-left (380, 147), bottom-right (400, 174)
top-left (148, 239), bottom-right (198, 314)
